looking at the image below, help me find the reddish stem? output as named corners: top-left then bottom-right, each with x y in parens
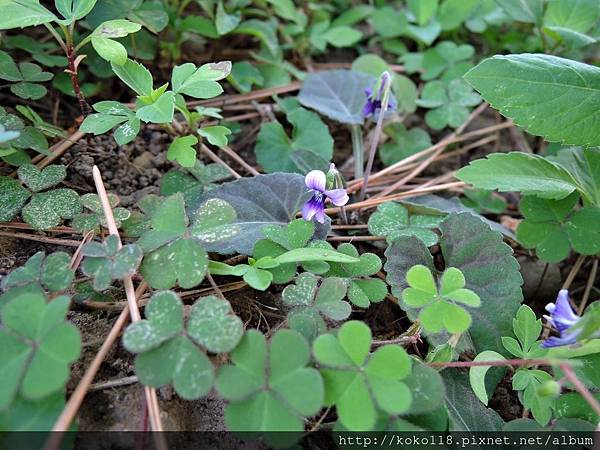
top-left (66, 42), bottom-right (91, 116)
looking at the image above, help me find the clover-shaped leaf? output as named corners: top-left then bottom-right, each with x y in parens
top-left (17, 164), bottom-right (65, 192)
top-left (81, 235), bottom-right (143, 291)
top-left (22, 188), bottom-right (82, 230)
top-left (0, 177), bottom-right (31, 222)
top-left (517, 193), bottom-right (600, 262)
top-left (416, 79), bottom-right (481, 130)
top-left (368, 201), bottom-right (442, 247)
top-left (171, 61), bottom-right (230, 99)
top-left (1, 251), bottom-right (74, 295)
top-left (0, 51), bottom-right (52, 100)
top-left (283, 273), bottom-right (351, 341)
top-left (198, 125), bottom-right (231, 148)
top-left (160, 160), bottom-right (231, 203)
top-left (404, 41), bottom-right (474, 82)
top-left (324, 243), bottom-right (387, 308)
top-left (313, 321), bottom-right (412, 430)
top-left (216, 329), bottom-right (324, 432)
top-left (380, 123), bottom-right (431, 166)
top-left (72, 193), bottom-right (131, 233)
top-left (187, 295), bottom-right (244, 353)
top-left (123, 291), bottom-right (214, 400)
top-left (167, 135), bottom-right (198, 168)
top-left (141, 238), bottom-right (207, 289)
top-left (0, 292), bottom-right (81, 409)
top-left (402, 265), bottom-right (481, 334)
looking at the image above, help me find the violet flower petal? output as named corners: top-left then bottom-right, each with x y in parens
top-left (324, 188), bottom-right (349, 206)
top-left (302, 195), bottom-right (324, 221)
top-left (305, 170), bottom-right (326, 192)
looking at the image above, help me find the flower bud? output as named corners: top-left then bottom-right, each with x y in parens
top-left (326, 163), bottom-right (345, 190)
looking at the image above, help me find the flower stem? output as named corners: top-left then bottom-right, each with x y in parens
top-left (350, 124), bottom-right (364, 180)
top-left (359, 72), bottom-right (391, 202)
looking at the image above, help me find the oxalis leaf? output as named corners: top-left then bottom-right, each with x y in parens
top-left (0, 177), bottom-right (30, 223)
top-left (216, 329), bottom-right (324, 434)
top-left (385, 212), bottom-right (523, 355)
top-left (0, 292), bottom-right (81, 409)
top-left (17, 164), bottom-right (65, 192)
top-left (283, 273), bottom-right (351, 341)
top-left (199, 173), bottom-right (330, 255)
top-left (464, 54), bottom-right (600, 147)
top-left (22, 188), bottom-right (82, 230)
top-left (1, 251), bottom-right (74, 295)
top-left (313, 321), bottom-right (412, 431)
top-left (122, 291), bottom-right (220, 400)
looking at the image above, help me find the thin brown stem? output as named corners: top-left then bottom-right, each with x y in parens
top-left (578, 258), bottom-right (598, 315)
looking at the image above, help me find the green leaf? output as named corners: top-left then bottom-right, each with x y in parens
top-left (255, 107), bottom-right (333, 173)
top-left (217, 329), bottom-right (324, 432)
top-left (167, 135), bottom-right (198, 167)
top-left (368, 201), bottom-right (443, 246)
top-left (0, 0), bottom-right (57, 30)
top-left (215, 1), bottom-right (240, 35)
top-left (495, 0), bottom-right (543, 24)
top-left (461, 189), bottom-right (507, 214)
top-left (22, 189), bottom-right (81, 230)
top-left (552, 147), bottom-right (600, 205)
top-left (228, 61), bottom-right (264, 93)
top-left (199, 173), bottom-right (330, 255)
top-left (457, 152), bottom-right (579, 200)
top-left (188, 197), bottom-right (239, 246)
top-left (443, 370), bottom-right (504, 431)
top-left (469, 350), bottom-right (506, 405)
top-left (171, 62), bottom-right (230, 99)
top-left (0, 293), bottom-right (80, 408)
top-left (313, 321), bottom-right (412, 430)
top-left (283, 273), bottom-right (350, 340)
top-left (123, 290), bottom-right (183, 353)
top-left (136, 91), bottom-right (174, 123)
top-left (187, 295), bottom-right (243, 353)
top-left (324, 26), bottom-right (362, 47)
top-left (465, 54), bottom-right (600, 147)
top-left (140, 238), bottom-right (207, 289)
top-left (437, 0), bottom-right (478, 30)
top-left (55, 0), bottom-right (97, 22)
top-left (371, 6), bottom-right (408, 37)
top-left (275, 247), bottom-right (360, 265)
top-left (544, 0), bottom-right (599, 33)
top-left (0, 176), bottom-right (30, 222)
top-left (380, 124), bottom-right (431, 166)
top-left (17, 164), bottom-right (65, 192)
top-left (386, 213), bottom-right (523, 354)
top-left (1, 251), bottom-right (73, 294)
top-left (513, 305), bottom-right (543, 354)
top-left (408, 0), bottom-right (438, 25)
top-left (91, 37), bottom-right (127, 65)
top-left (298, 70), bottom-right (376, 124)
top-left (111, 58), bottom-right (153, 97)
top-left (234, 20), bottom-right (279, 56)
top-left (198, 125), bottom-right (231, 147)
top-left (417, 79), bottom-right (481, 130)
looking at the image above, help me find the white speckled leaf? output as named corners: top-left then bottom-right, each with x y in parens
top-left (187, 296), bottom-right (243, 353)
top-left (189, 198), bottom-right (240, 245)
top-left (17, 164), bottom-right (66, 192)
top-left (0, 177), bottom-right (30, 222)
top-left (22, 189), bottom-right (81, 230)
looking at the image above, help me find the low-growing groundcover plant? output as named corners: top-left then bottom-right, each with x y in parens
top-left (1, 0), bottom-right (600, 447)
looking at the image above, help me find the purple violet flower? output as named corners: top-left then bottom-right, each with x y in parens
top-left (541, 289), bottom-right (582, 348)
top-left (362, 76), bottom-right (396, 119)
top-left (301, 169), bottom-right (349, 223)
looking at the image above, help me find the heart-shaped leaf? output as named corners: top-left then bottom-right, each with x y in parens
top-left (187, 296), bottom-right (243, 353)
top-left (283, 273), bottom-right (351, 341)
top-left (17, 164), bottom-right (66, 192)
top-left (140, 238), bottom-right (207, 289)
top-left (1, 251), bottom-right (74, 294)
top-left (298, 70), bottom-right (376, 124)
top-left (0, 292), bottom-right (80, 408)
top-left (313, 321), bottom-right (412, 430)
top-left (198, 125), bottom-right (231, 147)
top-left (0, 177), bottom-right (30, 222)
top-left (216, 329), bottom-right (324, 432)
top-left (123, 290), bottom-right (184, 353)
top-left (368, 201), bottom-right (443, 246)
top-left (136, 91), bottom-right (175, 123)
top-left (22, 189), bottom-right (81, 230)
top-left (199, 173), bottom-right (330, 255)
